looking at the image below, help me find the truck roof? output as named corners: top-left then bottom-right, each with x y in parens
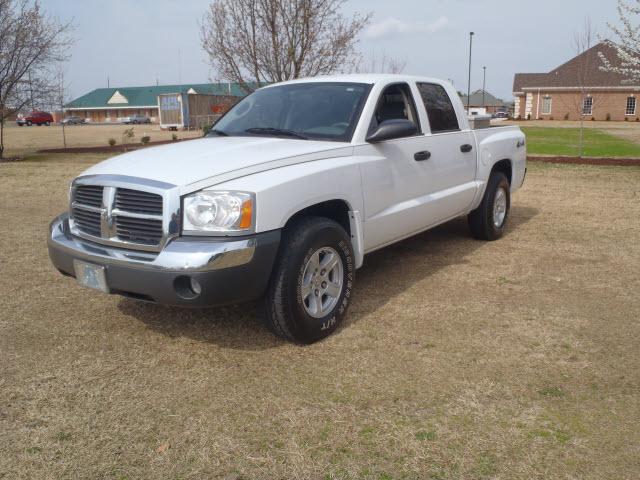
top-left (264, 74), bottom-right (449, 88)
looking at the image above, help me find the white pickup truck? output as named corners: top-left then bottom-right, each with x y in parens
top-left (48, 74), bottom-right (526, 343)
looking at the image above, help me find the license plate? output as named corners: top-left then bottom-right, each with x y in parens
top-left (73, 260), bottom-right (109, 293)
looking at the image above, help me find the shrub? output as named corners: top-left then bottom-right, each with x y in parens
top-left (526, 113), bottom-right (531, 120)
top-left (591, 117), bottom-right (596, 121)
top-left (201, 122), bottom-right (213, 136)
top-left (636, 117), bottom-right (640, 122)
top-left (606, 113), bottom-right (611, 121)
top-left (171, 133), bottom-right (178, 141)
top-left (564, 113), bottom-right (570, 120)
top-left (141, 135), bottom-right (150, 145)
top-left (624, 117), bottom-right (629, 121)
top-left (108, 138), bottom-right (116, 147)
top-left (549, 116), bottom-right (554, 121)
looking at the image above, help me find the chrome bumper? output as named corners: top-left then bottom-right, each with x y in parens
top-left (47, 213), bottom-right (280, 306)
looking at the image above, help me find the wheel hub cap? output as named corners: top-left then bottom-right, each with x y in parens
top-left (493, 187), bottom-right (507, 228)
top-left (300, 247), bottom-right (344, 318)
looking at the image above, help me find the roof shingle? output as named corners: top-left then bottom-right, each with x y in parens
top-left (513, 42), bottom-right (639, 93)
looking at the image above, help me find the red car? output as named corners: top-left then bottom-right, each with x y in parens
top-left (17, 111), bottom-right (54, 126)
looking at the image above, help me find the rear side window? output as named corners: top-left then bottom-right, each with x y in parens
top-left (417, 83), bottom-right (460, 133)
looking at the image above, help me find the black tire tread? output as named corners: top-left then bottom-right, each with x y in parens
top-left (468, 171), bottom-right (510, 241)
top-left (263, 216), bottom-right (351, 343)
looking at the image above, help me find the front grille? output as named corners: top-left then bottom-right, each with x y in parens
top-left (115, 216), bottom-right (163, 245)
top-left (70, 182), bottom-right (166, 250)
top-left (74, 185), bottom-right (103, 207)
top-left (115, 188), bottom-right (163, 215)
top-left (71, 206), bottom-right (101, 237)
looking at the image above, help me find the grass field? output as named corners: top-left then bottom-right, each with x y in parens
top-left (1, 153), bottom-right (639, 479)
top-left (521, 126), bottom-right (640, 157)
top-left (1, 123), bottom-right (202, 157)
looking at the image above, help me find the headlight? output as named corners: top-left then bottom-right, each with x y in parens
top-left (182, 191), bottom-right (254, 234)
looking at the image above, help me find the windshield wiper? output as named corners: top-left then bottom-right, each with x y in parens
top-left (208, 129), bottom-right (229, 137)
top-left (244, 127), bottom-right (309, 140)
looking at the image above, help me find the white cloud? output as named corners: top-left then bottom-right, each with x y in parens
top-left (364, 16), bottom-right (449, 39)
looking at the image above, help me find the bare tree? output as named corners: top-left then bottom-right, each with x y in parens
top-left (599, 0), bottom-right (640, 82)
top-left (54, 67), bottom-right (68, 148)
top-left (201, 0), bottom-right (371, 92)
top-left (0, 0), bottom-right (72, 159)
top-left (556, 19), bottom-right (606, 157)
top-left (352, 50), bottom-right (407, 74)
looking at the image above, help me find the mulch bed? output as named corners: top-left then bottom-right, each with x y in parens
top-left (528, 155), bottom-right (640, 166)
top-left (37, 138), bottom-right (195, 154)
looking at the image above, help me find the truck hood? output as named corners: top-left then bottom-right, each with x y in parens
top-left (80, 136), bottom-right (353, 193)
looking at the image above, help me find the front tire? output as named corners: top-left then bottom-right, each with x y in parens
top-left (264, 217), bottom-right (354, 344)
top-left (468, 171), bottom-right (510, 241)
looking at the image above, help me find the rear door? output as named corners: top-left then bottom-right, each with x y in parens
top-left (412, 82), bottom-right (477, 217)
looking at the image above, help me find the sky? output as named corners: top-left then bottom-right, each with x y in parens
top-left (43, 0), bottom-right (620, 101)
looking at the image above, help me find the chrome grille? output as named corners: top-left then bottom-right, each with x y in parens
top-left (115, 188), bottom-right (163, 215)
top-left (74, 185), bottom-right (103, 208)
top-left (70, 178), bottom-right (173, 252)
top-left (115, 216), bottom-right (163, 245)
top-left (71, 206), bottom-right (101, 237)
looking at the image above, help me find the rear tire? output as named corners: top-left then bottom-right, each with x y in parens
top-left (468, 171), bottom-right (510, 241)
top-left (264, 217), bottom-right (354, 344)
top-left (26, 121), bottom-right (32, 126)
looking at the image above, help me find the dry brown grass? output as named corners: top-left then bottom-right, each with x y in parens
top-left (2, 123), bottom-right (202, 156)
top-left (1, 154), bottom-right (639, 479)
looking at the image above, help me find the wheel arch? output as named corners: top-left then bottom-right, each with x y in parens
top-left (491, 158), bottom-right (513, 185)
top-left (284, 198), bottom-right (353, 236)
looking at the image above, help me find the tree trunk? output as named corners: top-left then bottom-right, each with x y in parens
top-left (579, 116), bottom-right (584, 159)
top-left (0, 119), bottom-right (4, 160)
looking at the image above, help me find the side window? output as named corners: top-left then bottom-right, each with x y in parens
top-left (417, 83), bottom-right (460, 133)
top-left (369, 83), bottom-right (421, 135)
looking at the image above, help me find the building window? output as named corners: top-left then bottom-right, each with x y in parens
top-left (541, 96), bottom-right (552, 115)
top-left (626, 96), bottom-right (636, 116)
top-left (582, 96), bottom-right (593, 116)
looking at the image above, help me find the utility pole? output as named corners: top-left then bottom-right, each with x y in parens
top-left (467, 32), bottom-right (474, 113)
top-left (482, 66), bottom-right (487, 107)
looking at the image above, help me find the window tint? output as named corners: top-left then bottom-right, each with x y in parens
top-left (369, 83), bottom-right (420, 135)
top-left (417, 83), bottom-right (460, 133)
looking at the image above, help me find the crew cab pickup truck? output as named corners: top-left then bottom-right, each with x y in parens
top-left (48, 75), bottom-right (526, 344)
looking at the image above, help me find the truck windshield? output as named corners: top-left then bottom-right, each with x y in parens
top-left (211, 82), bottom-right (371, 142)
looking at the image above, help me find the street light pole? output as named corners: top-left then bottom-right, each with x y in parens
top-left (482, 66), bottom-right (487, 107)
top-left (467, 32), bottom-right (474, 113)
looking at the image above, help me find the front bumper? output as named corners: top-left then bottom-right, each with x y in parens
top-left (48, 213), bottom-right (280, 307)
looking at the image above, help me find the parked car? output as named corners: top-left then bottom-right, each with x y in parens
top-left (62, 116), bottom-right (86, 125)
top-left (16, 111), bottom-right (54, 126)
top-left (492, 111), bottom-right (510, 119)
top-left (48, 74), bottom-right (527, 344)
top-left (123, 114), bottom-right (151, 124)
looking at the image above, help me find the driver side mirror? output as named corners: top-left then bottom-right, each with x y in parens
top-left (366, 119), bottom-right (418, 143)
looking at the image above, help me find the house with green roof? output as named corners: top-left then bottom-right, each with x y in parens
top-left (65, 83), bottom-right (254, 124)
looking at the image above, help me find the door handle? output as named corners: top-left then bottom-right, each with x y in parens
top-left (414, 150), bottom-right (431, 161)
top-left (460, 144), bottom-right (473, 153)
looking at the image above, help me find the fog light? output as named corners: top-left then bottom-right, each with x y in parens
top-left (190, 278), bottom-right (202, 295)
top-left (173, 276), bottom-right (202, 300)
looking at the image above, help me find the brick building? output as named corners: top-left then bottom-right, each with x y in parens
top-left (513, 42), bottom-right (640, 121)
top-left (64, 83), bottom-right (251, 123)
